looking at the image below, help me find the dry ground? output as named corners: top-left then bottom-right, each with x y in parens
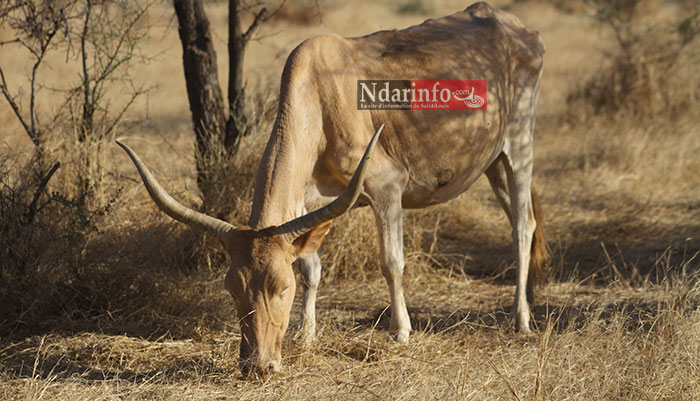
top-left (1, 0), bottom-right (700, 400)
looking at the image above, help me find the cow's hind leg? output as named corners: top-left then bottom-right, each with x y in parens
top-left (371, 194), bottom-right (411, 343)
top-left (486, 155), bottom-right (538, 305)
top-left (495, 150), bottom-right (537, 333)
top-left (485, 154), bottom-right (513, 226)
top-left (298, 251), bottom-right (322, 346)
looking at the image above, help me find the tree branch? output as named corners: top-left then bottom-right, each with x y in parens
top-left (242, 7), bottom-right (266, 41)
top-left (29, 27), bottom-right (57, 138)
top-left (24, 161), bottom-right (61, 225)
top-left (0, 66), bottom-right (38, 148)
top-left (80, 0), bottom-right (92, 139)
top-left (91, 4), bottom-right (148, 88)
top-left (0, 38), bottom-right (21, 46)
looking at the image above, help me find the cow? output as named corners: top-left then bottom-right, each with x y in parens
top-left (117, 2), bottom-right (547, 376)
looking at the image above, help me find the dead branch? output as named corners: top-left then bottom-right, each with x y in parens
top-left (242, 7), bottom-right (267, 41)
top-left (24, 161), bottom-right (61, 225)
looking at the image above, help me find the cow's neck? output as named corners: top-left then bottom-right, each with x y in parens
top-left (248, 46), bottom-right (324, 230)
top-left (248, 105), bottom-right (321, 230)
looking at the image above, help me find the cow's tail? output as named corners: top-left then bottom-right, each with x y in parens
top-left (526, 189), bottom-right (549, 304)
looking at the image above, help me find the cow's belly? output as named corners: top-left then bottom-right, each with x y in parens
top-left (389, 113), bottom-right (505, 209)
top-left (401, 172), bottom-right (479, 208)
top-left (400, 146), bottom-right (499, 208)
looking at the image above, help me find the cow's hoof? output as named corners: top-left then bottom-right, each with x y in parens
top-left (392, 330), bottom-right (410, 344)
top-left (511, 303), bottom-right (532, 334)
top-left (294, 322), bottom-right (316, 348)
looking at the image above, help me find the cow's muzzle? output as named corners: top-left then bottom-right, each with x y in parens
top-left (239, 349), bottom-right (281, 378)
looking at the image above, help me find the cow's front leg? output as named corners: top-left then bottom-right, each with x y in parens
top-left (298, 251), bottom-right (322, 346)
top-left (373, 200), bottom-right (411, 343)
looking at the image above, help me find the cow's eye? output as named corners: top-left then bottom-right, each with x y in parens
top-left (279, 286), bottom-right (290, 298)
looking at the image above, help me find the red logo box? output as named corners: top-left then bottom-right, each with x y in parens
top-left (410, 80), bottom-right (487, 110)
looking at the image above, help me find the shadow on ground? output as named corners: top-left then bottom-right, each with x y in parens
top-left (430, 199), bottom-right (700, 286)
top-left (333, 293), bottom-right (693, 341)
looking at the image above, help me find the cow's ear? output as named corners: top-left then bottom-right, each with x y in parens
top-left (293, 220), bottom-right (333, 257)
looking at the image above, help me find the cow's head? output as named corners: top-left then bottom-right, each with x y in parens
top-left (220, 222), bottom-right (331, 375)
top-left (116, 125), bottom-right (383, 376)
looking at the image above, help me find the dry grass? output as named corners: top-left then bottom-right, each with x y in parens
top-left (2, 274), bottom-right (699, 400)
top-left (2, 0), bottom-right (700, 399)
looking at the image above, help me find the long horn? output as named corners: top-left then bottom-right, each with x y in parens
top-left (271, 124), bottom-right (384, 239)
top-left (116, 141), bottom-right (236, 237)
